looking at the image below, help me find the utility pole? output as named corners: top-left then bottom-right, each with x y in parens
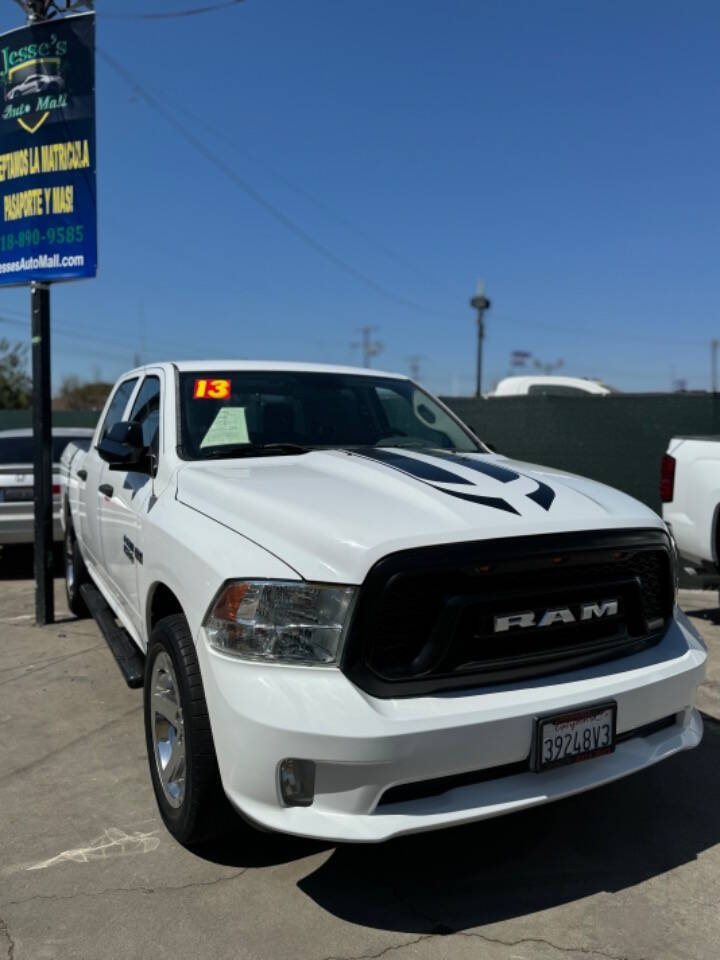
top-left (406, 354), bottom-right (425, 381)
top-left (470, 281), bottom-right (491, 398)
top-left (712, 339), bottom-right (719, 393)
top-left (352, 326), bottom-right (383, 368)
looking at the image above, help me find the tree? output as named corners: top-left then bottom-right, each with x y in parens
top-left (53, 375), bottom-right (113, 411)
top-left (0, 339), bottom-right (31, 409)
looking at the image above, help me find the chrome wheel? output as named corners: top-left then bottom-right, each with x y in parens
top-left (150, 651), bottom-right (186, 808)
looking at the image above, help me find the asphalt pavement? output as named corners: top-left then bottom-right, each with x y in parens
top-left (1, 550), bottom-right (719, 960)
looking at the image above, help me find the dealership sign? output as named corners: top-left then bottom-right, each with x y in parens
top-left (0, 12), bottom-right (96, 285)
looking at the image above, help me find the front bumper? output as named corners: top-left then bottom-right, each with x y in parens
top-left (198, 608), bottom-right (707, 843)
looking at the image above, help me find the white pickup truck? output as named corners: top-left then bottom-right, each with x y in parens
top-left (661, 436), bottom-right (720, 577)
top-left (60, 361), bottom-right (706, 847)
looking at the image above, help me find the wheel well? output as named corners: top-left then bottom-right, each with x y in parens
top-left (148, 584), bottom-right (184, 634)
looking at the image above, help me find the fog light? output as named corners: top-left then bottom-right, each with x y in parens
top-left (279, 758), bottom-right (315, 807)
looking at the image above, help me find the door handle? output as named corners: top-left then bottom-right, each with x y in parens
top-left (99, 483), bottom-right (114, 498)
top-left (77, 469), bottom-right (87, 481)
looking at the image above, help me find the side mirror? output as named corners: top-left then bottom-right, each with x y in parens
top-left (97, 421), bottom-right (152, 473)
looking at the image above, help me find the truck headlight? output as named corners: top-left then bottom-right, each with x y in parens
top-left (204, 580), bottom-right (356, 665)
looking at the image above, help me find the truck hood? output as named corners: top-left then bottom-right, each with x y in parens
top-left (175, 448), bottom-right (663, 583)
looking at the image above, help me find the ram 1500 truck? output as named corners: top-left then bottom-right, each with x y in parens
top-left (60, 362), bottom-right (706, 846)
top-left (661, 436), bottom-right (720, 578)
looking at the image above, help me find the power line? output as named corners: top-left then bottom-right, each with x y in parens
top-left (167, 99), bottom-right (456, 297)
top-left (93, 54), bottom-right (715, 358)
top-left (496, 313), bottom-right (707, 349)
top-left (97, 1), bottom-right (246, 20)
top-left (97, 48), bottom-right (456, 324)
top-left (0, 311), bottom-right (196, 361)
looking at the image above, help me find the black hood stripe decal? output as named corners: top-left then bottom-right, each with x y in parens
top-left (350, 448), bottom-right (556, 516)
top-left (357, 448), bottom-right (474, 485)
top-left (526, 483), bottom-right (555, 510)
top-left (442, 489), bottom-right (520, 514)
top-left (428, 451), bottom-right (519, 484)
top-left (427, 450), bottom-right (556, 512)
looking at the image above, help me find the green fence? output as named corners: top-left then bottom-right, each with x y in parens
top-left (0, 410), bottom-right (100, 431)
top-left (443, 393), bottom-right (720, 514)
top-left (2, 395), bottom-right (719, 515)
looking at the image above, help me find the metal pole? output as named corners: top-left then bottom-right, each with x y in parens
top-left (470, 292), bottom-right (491, 398)
top-left (24, 0), bottom-right (58, 625)
top-left (712, 339), bottom-right (718, 393)
top-left (31, 282), bottom-right (54, 625)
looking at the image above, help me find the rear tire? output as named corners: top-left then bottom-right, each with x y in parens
top-left (64, 520), bottom-right (89, 618)
top-left (144, 614), bottom-right (233, 846)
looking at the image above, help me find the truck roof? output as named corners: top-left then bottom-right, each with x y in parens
top-left (133, 360), bottom-right (409, 380)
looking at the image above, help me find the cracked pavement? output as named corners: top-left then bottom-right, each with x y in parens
top-left (1, 557), bottom-right (719, 960)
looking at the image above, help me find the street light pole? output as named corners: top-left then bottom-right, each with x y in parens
top-left (470, 283), bottom-right (491, 398)
top-left (712, 339), bottom-right (719, 393)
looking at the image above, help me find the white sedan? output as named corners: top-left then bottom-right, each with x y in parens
top-left (0, 427), bottom-right (94, 546)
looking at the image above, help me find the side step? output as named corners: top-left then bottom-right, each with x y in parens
top-left (80, 583), bottom-right (145, 689)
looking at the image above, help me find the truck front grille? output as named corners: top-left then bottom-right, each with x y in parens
top-left (340, 529), bottom-right (674, 698)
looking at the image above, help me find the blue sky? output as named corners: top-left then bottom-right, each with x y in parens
top-left (0, 0), bottom-right (718, 394)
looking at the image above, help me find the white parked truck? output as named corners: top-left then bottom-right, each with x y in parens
top-left (488, 376), bottom-right (617, 397)
top-left (60, 361), bottom-right (706, 846)
top-left (661, 436), bottom-right (720, 576)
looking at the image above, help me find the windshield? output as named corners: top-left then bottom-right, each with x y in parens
top-left (178, 371), bottom-right (481, 460)
top-left (0, 435), bottom-right (89, 465)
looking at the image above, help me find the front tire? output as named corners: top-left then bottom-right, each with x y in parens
top-left (64, 521), bottom-right (89, 618)
top-left (144, 614), bottom-right (231, 846)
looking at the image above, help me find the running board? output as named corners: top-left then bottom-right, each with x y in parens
top-left (80, 583), bottom-right (145, 689)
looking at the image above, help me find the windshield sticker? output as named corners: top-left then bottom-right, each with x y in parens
top-left (200, 407), bottom-right (249, 448)
top-left (193, 378), bottom-right (231, 400)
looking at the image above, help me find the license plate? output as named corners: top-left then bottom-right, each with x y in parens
top-left (533, 702), bottom-right (617, 772)
top-left (2, 487), bottom-right (33, 502)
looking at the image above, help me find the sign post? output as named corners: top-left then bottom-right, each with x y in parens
top-left (0, 11), bottom-right (96, 624)
top-left (31, 280), bottom-right (52, 622)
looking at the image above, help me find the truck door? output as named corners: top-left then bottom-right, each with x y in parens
top-left (99, 373), bottom-right (161, 630)
top-left (80, 376), bottom-right (138, 570)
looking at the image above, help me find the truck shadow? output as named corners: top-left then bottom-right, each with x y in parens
top-left (195, 719), bottom-right (720, 929)
top-left (687, 608), bottom-right (720, 626)
top-left (292, 716), bottom-right (720, 933)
